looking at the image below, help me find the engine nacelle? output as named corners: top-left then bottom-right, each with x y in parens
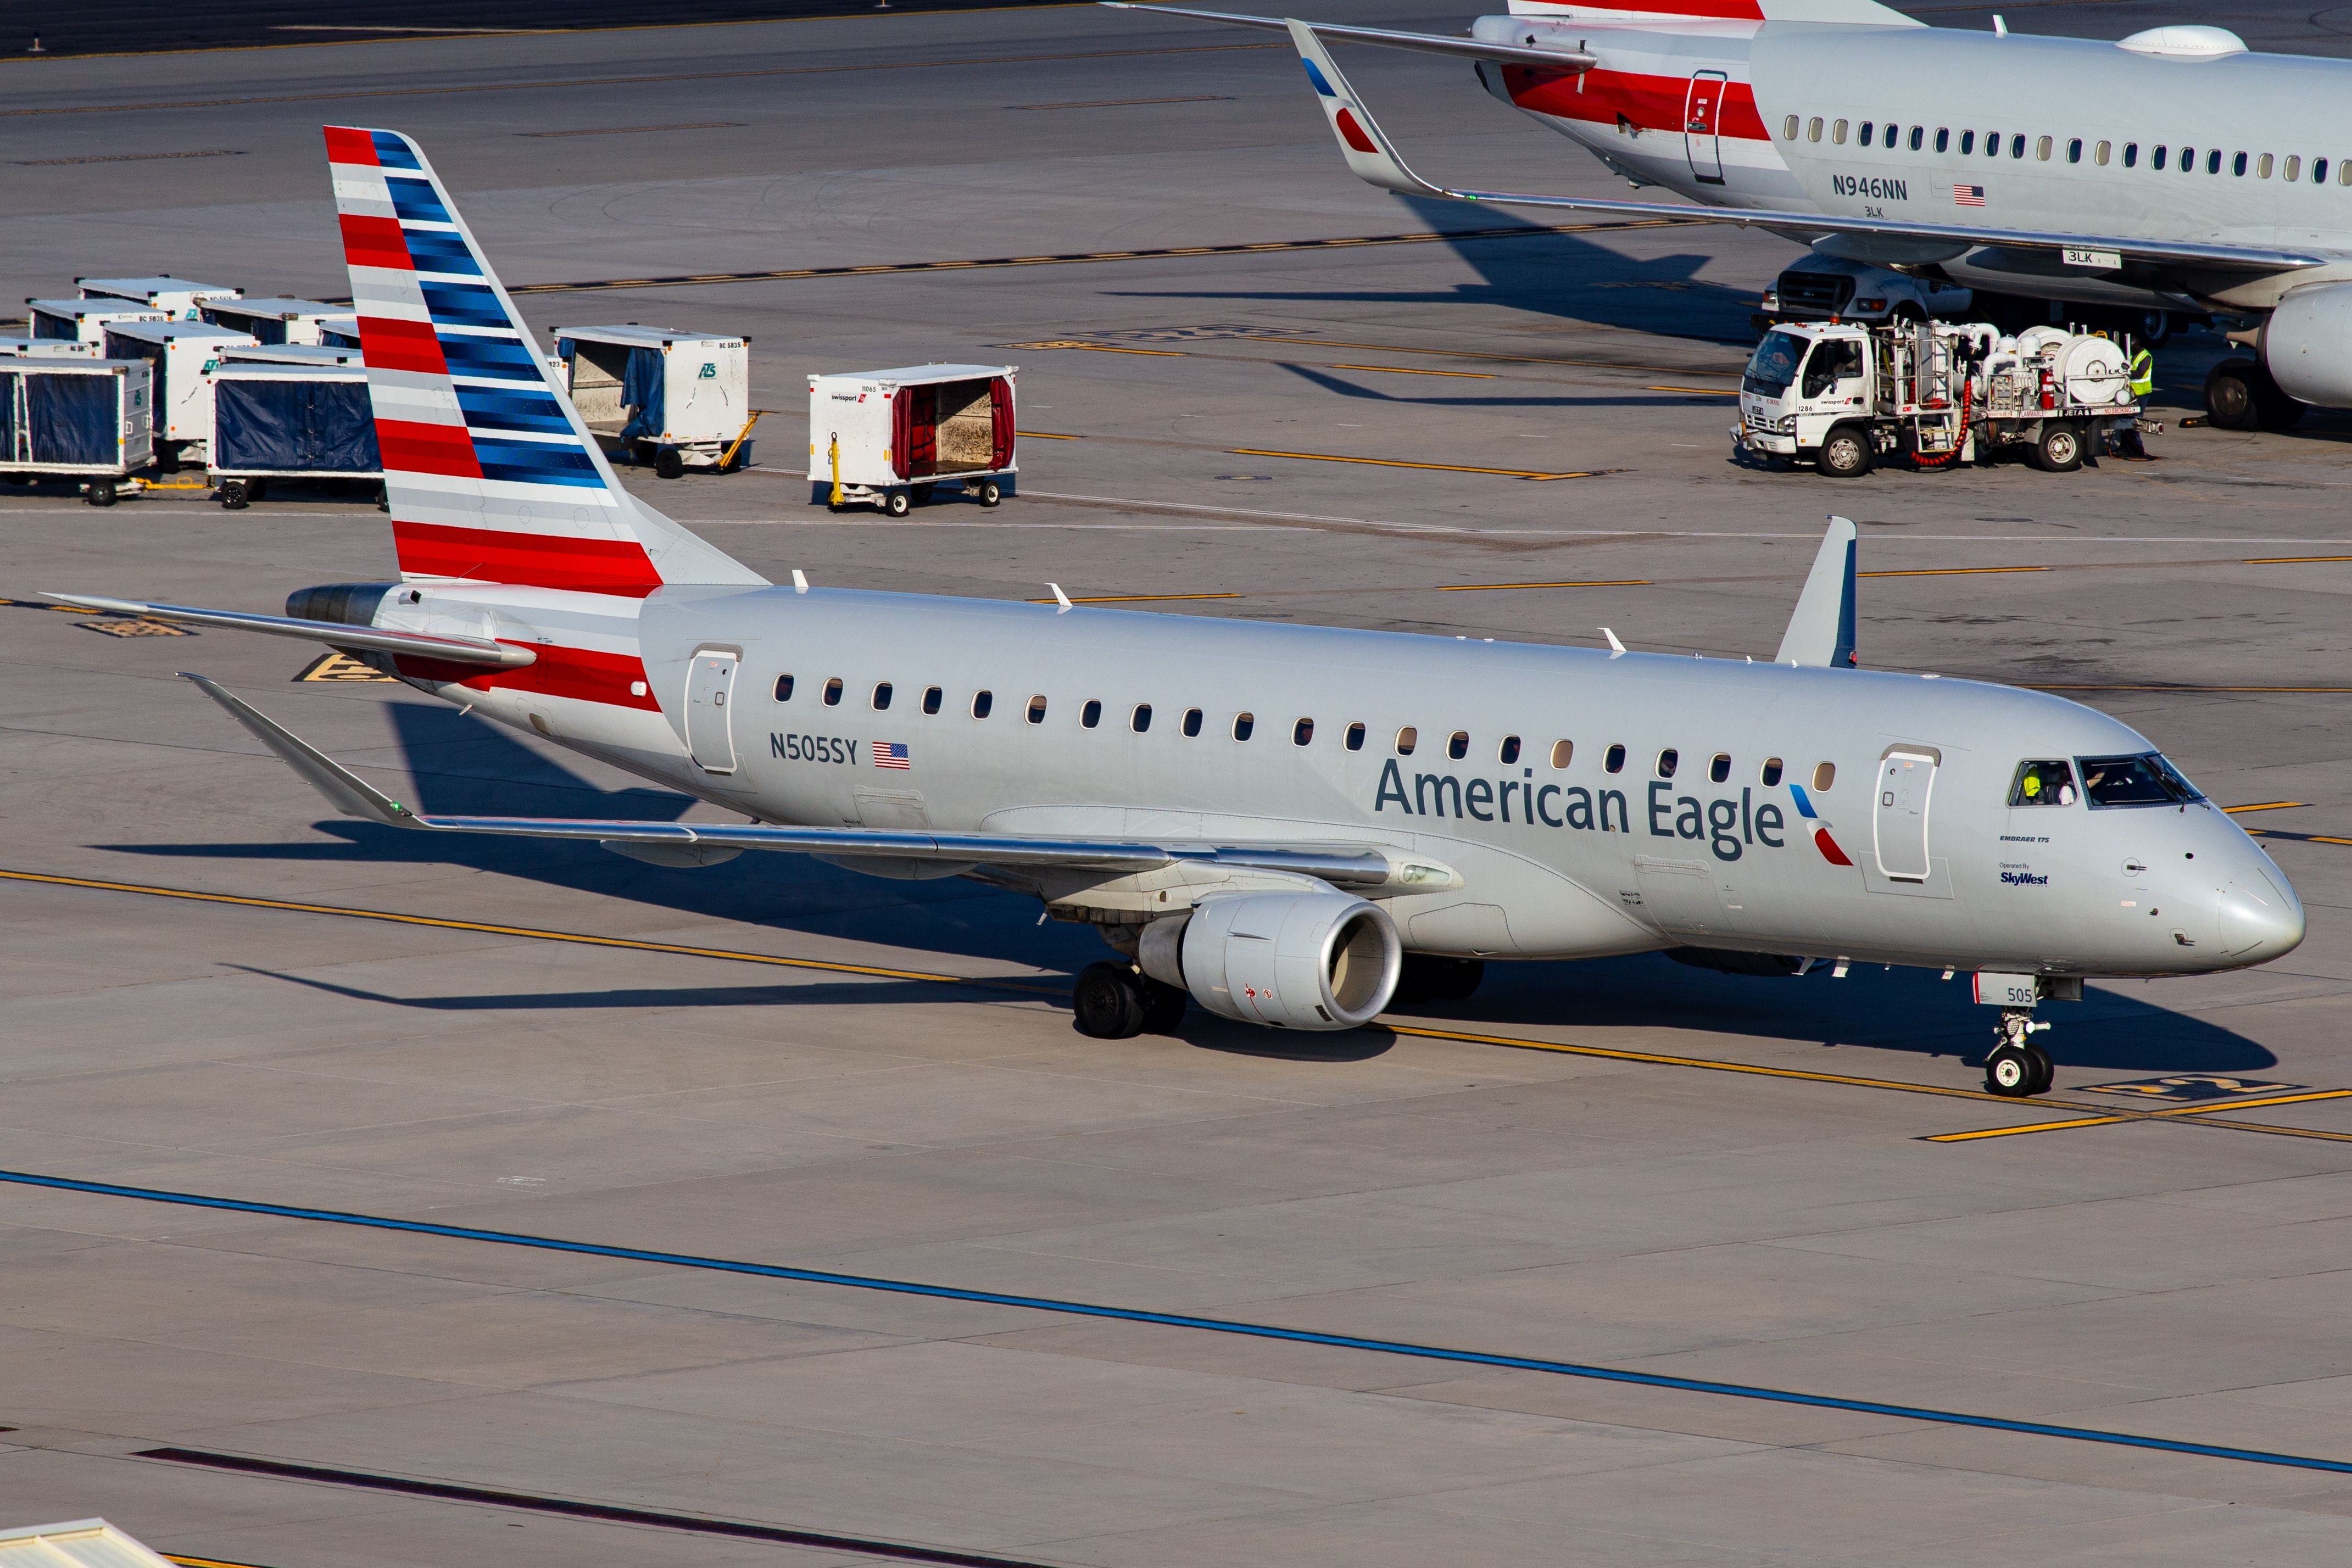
top-left (1139, 892), bottom-right (1401, 1030)
top-left (2262, 282), bottom-right (2352, 408)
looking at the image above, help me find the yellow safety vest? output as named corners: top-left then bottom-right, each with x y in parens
top-left (2129, 349), bottom-right (2154, 399)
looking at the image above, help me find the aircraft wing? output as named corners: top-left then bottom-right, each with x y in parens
top-left (182, 673), bottom-right (1459, 894)
top-left (41, 593), bottom-right (536, 667)
top-left (1275, 18), bottom-right (2330, 275)
top-left (1103, 3), bottom-right (1596, 72)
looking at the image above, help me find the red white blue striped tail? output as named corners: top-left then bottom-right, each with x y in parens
top-left (324, 126), bottom-right (761, 595)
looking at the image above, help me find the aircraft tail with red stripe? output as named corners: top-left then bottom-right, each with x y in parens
top-left (325, 125), bottom-right (764, 595)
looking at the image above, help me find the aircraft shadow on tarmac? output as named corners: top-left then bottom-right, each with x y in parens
top-left (1102, 195), bottom-right (1764, 345)
top-left (1278, 361), bottom-right (1733, 411)
top-left (114, 702), bottom-right (2272, 1075)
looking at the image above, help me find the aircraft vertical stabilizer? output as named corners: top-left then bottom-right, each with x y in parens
top-left (1775, 516), bottom-right (1858, 667)
top-left (324, 125), bottom-right (764, 593)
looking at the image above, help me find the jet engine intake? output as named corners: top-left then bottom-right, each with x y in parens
top-left (2261, 282), bottom-right (2352, 407)
top-left (1139, 891), bottom-right (1401, 1030)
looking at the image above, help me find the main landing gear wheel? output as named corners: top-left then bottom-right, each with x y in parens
top-left (2204, 359), bottom-right (2303, 432)
top-left (1139, 976), bottom-right (1188, 1035)
top-left (1073, 961), bottom-right (1148, 1039)
top-left (1817, 424), bottom-right (1872, 479)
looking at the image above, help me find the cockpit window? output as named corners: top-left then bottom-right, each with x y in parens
top-left (1743, 330), bottom-right (1805, 396)
top-left (2077, 752), bottom-right (2205, 808)
top-left (2009, 759), bottom-right (2076, 807)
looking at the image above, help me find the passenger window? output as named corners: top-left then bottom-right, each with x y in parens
top-left (1935, 127), bottom-right (1949, 153)
top-left (1657, 748), bottom-right (1679, 779)
top-left (2009, 758), bottom-right (2077, 807)
top-left (2207, 148), bottom-right (2221, 174)
top-left (2124, 142), bottom-right (2138, 168)
top-left (1132, 703), bottom-right (1152, 733)
top-left (1080, 699), bottom-right (1101, 729)
top-left (1986, 130), bottom-right (2000, 157)
top-left (2066, 137), bottom-right (2081, 163)
top-left (1883, 123), bottom-right (1898, 148)
top-left (1782, 114), bottom-right (1798, 140)
top-left (2233, 150), bottom-right (2248, 176)
top-left (1604, 743), bottom-right (1626, 773)
top-left (1293, 717), bottom-right (1314, 746)
top-left (1909, 126), bottom-right (1923, 151)
top-left (972, 689), bottom-right (993, 719)
top-left (1550, 739), bottom-right (1573, 769)
top-left (1708, 752), bottom-right (1731, 784)
top-left (1233, 711), bottom-right (1255, 741)
top-left (872, 682), bottom-right (893, 711)
top-left (1859, 120), bottom-right (1874, 144)
top-left (1027, 694), bottom-right (1047, 724)
top-left (1807, 116), bottom-right (1822, 142)
top-left (1345, 721), bottom-right (1366, 751)
top-left (823, 677), bottom-right (843, 707)
top-left (922, 685), bottom-right (942, 715)
top-left (1812, 761), bottom-right (1836, 791)
top-left (2036, 135), bottom-right (2052, 161)
top-left (2258, 153), bottom-right (2273, 178)
top-left (1447, 730), bottom-right (1469, 760)
top-left (2285, 154), bottom-right (2301, 180)
top-left (1760, 757), bottom-right (1784, 786)
top-left (1395, 726), bottom-right (1417, 755)
top-left (1182, 707), bottom-right (1202, 737)
top-left (2093, 139), bottom-right (2109, 165)
top-left (773, 674), bottom-right (794, 702)
top-left (1498, 735), bottom-right (1521, 765)
top-left (1832, 118), bottom-right (1848, 144)
top-left (2011, 134), bottom-right (2026, 158)
top-left (1960, 130), bottom-right (1975, 154)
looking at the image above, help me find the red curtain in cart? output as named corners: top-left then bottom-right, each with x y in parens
top-left (890, 385), bottom-right (939, 479)
top-left (989, 377), bottom-right (1013, 470)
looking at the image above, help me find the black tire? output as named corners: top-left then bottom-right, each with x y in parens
top-left (976, 479), bottom-right (1002, 508)
top-left (2205, 359), bottom-right (2262, 431)
top-left (1985, 1044), bottom-right (2038, 1098)
top-left (654, 449), bottom-right (685, 480)
top-left (219, 479), bottom-right (249, 510)
top-left (883, 489), bottom-right (912, 518)
top-left (910, 483), bottom-right (936, 504)
top-left (2033, 421), bottom-right (2085, 473)
top-left (1139, 978), bottom-right (1189, 1035)
top-left (155, 447), bottom-right (181, 476)
top-left (1817, 424), bottom-right (1872, 479)
top-left (2139, 310), bottom-right (2171, 348)
top-left (1072, 962), bottom-right (1147, 1039)
top-left (2025, 1042), bottom-right (2055, 1096)
top-left (86, 478), bottom-right (118, 507)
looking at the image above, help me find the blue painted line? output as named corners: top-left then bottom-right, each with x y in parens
top-left (9, 1168), bottom-right (2348, 1476)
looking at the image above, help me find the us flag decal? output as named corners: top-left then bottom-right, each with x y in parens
top-left (873, 741), bottom-right (911, 770)
top-left (1954, 184), bottom-right (1986, 207)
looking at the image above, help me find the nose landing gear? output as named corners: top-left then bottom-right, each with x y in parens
top-left (1984, 1008), bottom-right (2055, 1097)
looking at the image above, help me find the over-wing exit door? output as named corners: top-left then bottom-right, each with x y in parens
top-left (1684, 71), bottom-right (1726, 185)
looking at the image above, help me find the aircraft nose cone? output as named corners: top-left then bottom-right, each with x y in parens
top-left (2219, 861), bottom-right (2305, 962)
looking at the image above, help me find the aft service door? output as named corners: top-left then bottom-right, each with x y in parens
top-left (1873, 750), bottom-right (1936, 882)
top-left (684, 650), bottom-right (739, 774)
top-left (1684, 71), bottom-right (1726, 185)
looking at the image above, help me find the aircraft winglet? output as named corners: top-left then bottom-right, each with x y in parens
top-left (1283, 19), bottom-right (1449, 199)
top-left (1775, 517), bottom-right (1859, 668)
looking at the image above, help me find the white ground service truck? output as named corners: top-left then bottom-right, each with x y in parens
top-left (1737, 320), bottom-right (2143, 477)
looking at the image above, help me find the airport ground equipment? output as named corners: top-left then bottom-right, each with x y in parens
top-left (77, 275), bottom-right (240, 321)
top-left (0, 337), bottom-right (102, 359)
top-left (1737, 320), bottom-right (2141, 476)
top-left (1754, 256), bottom-right (1972, 330)
top-left (553, 325), bottom-right (750, 478)
top-left (808, 363), bottom-right (1016, 515)
top-left (205, 364), bottom-right (381, 509)
top-left (25, 298), bottom-right (169, 344)
top-left (0, 358), bottom-right (153, 505)
top-left (218, 343), bottom-right (364, 369)
top-left (101, 320), bottom-right (257, 470)
top-left (200, 297), bottom-right (342, 345)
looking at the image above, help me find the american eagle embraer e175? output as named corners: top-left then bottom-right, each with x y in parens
top-left (1112, 0), bottom-right (2352, 428)
top-left (46, 127), bottom-right (2303, 1100)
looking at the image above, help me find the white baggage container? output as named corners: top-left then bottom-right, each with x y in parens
top-left (102, 320), bottom-right (257, 467)
top-left (552, 325), bottom-right (751, 477)
top-left (0, 337), bottom-right (103, 359)
top-left (806, 362), bottom-right (1016, 515)
top-left (26, 298), bottom-right (170, 344)
top-left (0, 358), bottom-right (154, 505)
top-left (200, 297), bottom-right (341, 346)
top-left (77, 275), bottom-right (242, 321)
top-left (218, 343), bottom-right (365, 369)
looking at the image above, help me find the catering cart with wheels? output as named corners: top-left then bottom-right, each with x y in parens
top-left (76, 275), bottom-right (242, 321)
top-left (807, 363), bottom-right (1016, 515)
top-left (25, 298), bottom-right (169, 345)
top-left (0, 358), bottom-right (154, 506)
top-left (1, 337), bottom-right (103, 359)
top-left (552, 325), bottom-right (751, 476)
top-left (102, 320), bottom-right (256, 471)
top-left (205, 364), bottom-right (381, 509)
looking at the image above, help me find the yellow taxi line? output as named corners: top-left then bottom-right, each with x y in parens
top-left (2222, 802), bottom-right (2308, 814)
top-left (1857, 566), bottom-right (2053, 578)
top-left (1926, 1089), bottom-right (2352, 1143)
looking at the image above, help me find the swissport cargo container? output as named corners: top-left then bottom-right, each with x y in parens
top-left (77, 275), bottom-right (242, 321)
top-left (806, 363), bottom-right (1015, 516)
top-left (553, 325), bottom-right (750, 477)
top-left (0, 358), bottom-right (154, 505)
top-left (206, 364), bottom-right (382, 508)
top-left (0, 337), bottom-right (103, 359)
top-left (102, 320), bottom-right (257, 467)
top-left (26, 298), bottom-right (169, 344)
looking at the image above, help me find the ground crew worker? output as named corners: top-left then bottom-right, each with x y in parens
top-left (2115, 342), bottom-right (2156, 459)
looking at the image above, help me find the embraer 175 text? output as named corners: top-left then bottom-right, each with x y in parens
top-left (1116, 0), bottom-right (2352, 427)
top-left (46, 127), bottom-right (2304, 1099)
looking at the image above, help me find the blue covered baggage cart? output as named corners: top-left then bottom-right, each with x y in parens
top-left (0, 358), bottom-right (155, 506)
top-left (206, 364), bottom-right (381, 509)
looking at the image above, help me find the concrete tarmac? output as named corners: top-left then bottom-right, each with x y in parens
top-left (4, 7), bottom-right (2351, 1566)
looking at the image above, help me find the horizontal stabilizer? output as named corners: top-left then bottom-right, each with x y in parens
top-left (1775, 516), bottom-right (1858, 668)
top-left (45, 594), bottom-right (535, 666)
